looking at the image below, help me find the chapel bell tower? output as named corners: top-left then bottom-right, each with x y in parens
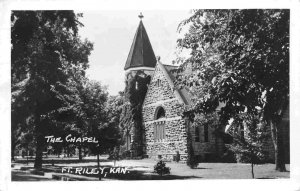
top-left (124, 12), bottom-right (156, 81)
top-left (122, 13), bottom-right (156, 157)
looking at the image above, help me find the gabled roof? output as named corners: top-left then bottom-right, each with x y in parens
top-left (124, 21), bottom-right (157, 70)
top-left (157, 61), bottom-right (192, 105)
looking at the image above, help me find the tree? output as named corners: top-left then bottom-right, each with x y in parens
top-left (75, 80), bottom-right (108, 160)
top-left (11, 83), bottom-right (30, 160)
top-left (11, 11), bottom-right (93, 168)
top-left (104, 93), bottom-right (124, 151)
top-left (227, 112), bottom-right (268, 178)
top-left (186, 121), bottom-right (197, 168)
top-left (176, 9), bottom-right (289, 171)
top-left (81, 81), bottom-right (116, 155)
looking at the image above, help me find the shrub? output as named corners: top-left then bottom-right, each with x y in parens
top-left (108, 149), bottom-right (120, 160)
top-left (187, 145), bottom-right (198, 168)
top-left (154, 160), bottom-right (171, 176)
top-left (220, 147), bottom-right (237, 163)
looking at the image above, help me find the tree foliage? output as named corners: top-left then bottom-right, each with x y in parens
top-left (227, 112), bottom-right (268, 178)
top-left (89, 92), bottom-right (123, 156)
top-left (11, 11), bottom-right (93, 168)
top-left (176, 9), bottom-right (289, 171)
top-left (119, 72), bottom-right (150, 156)
top-left (186, 121), bottom-right (198, 168)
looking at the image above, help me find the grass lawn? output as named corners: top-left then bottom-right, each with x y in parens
top-left (168, 162), bottom-right (290, 179)
top-left (12, 158), bottom-right (289, 180)
top-left (110, 159), bottom-right (290, 179)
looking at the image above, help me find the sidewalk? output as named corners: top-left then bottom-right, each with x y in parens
top-left (11, 162), bottom-right (100, 181)
top-left (12, 170), bottom-right (54, 181)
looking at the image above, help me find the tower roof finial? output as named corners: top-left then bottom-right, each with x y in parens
top-left (138, 12), bottom-right (144, 20)
top-left (124, 12), bottom-right (156, 71)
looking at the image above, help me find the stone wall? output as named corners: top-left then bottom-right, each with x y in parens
top-left (143, 67), bottom-right (176, 106)
top-left (143, 65), bottom-right (188, 161)
top-left (190, 120), bottom-right (224, 161)
top-left (142, 64), bottom-right (226, 162)
top-left (192, 134), bottom-right (216, 153)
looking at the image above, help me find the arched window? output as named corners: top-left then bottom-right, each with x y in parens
top-left (154, 107), bottom-right (166, 141)
top-left (156, 107), bottom-right (165, 119)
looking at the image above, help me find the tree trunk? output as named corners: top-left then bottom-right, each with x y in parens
top-left (97, 154), bottom-right (101, 180)
top-left (186, 119), bottom-right (196, 168)
top-left (250, 150), bottom-right (255, 178)
top-left (11, 143), bottom-right (16, 161)
top-left (251, 162), bottom-right (254, 179)
top-left (240, 124), bottom-right (245, 143)
top-left (97, 154), bottom-right (100, 168)
top-left (67, 147), bottom-right (70, 157)
top-left (34, 134), bottom-right (44, 169)
top-left (270, 120), bottom-right (286, 172)
top-left (78, 145), bottom-right (82, 161)
top-left (34, 112), bottom-right (44, 169)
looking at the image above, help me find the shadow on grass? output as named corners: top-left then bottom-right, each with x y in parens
top-left (193, 167), bottom-right (211, 170)
top-left (104, 170), bottom-right (202, 180)
top-left (12, 170), bottom-right (53, 181)
top-left (40, 165), bottom-right (202, 180)
top-left (126, 166), bottom-right (150, 169)
top-left (13, 158), bottom-right (111, 164)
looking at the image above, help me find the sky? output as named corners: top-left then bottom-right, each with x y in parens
top-left (78, 10), bottom-right (191, 95)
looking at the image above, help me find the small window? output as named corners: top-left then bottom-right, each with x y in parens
top-left (195, 126), bottom-right (200, 142)
top-left (156, 79), bottom-right (161, 87)
top-left (204, 124), bottom-right (209, 142)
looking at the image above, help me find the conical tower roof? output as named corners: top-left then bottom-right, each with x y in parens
top-left (124, 19), bottom-right (156, 70)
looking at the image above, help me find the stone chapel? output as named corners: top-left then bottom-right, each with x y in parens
top-left (123, 14), bottom-right (224, 162)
